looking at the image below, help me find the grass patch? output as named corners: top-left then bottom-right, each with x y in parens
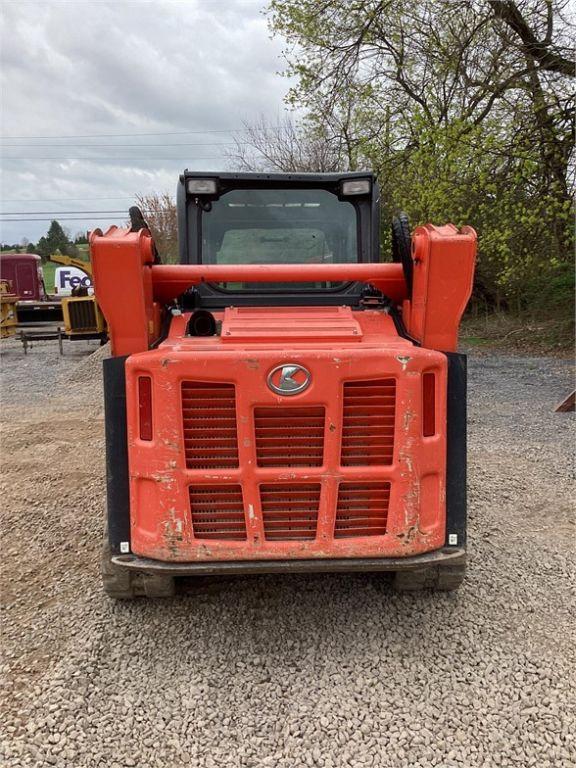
top-left (41, 261), bottom-right (58, 292)
top-left (461, 312), bottom-right (574, 357)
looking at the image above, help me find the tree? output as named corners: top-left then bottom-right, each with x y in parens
top-left (489, 0), bottom-right (575, 76)
top-left (228, 115), bottom-right (350, 172)
top-left (36, 220), bottom-right (71, 262)
top-left (135, 193), bottom-right (178, 264)
top-left (266, 0), bottom-right (575, 313)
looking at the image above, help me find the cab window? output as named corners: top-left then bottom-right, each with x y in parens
top-left (200, 188), bottom-right (359, 291)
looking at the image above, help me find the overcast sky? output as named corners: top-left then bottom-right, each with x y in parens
top-left (0, 0), bottom-right (293, 244)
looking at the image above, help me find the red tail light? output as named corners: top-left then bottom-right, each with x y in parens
top-left (422, 372), bottom-right (436, 437)
top-left (138, 376), bottom-right (153, 441)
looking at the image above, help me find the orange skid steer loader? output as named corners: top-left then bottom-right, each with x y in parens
top-left (91, 172), bottom-right (476, 598)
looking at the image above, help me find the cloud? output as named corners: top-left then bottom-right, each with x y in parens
top-left (0, 0), bottom-right (294, 243)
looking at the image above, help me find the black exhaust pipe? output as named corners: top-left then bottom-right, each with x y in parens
top-left (186, 309), bottom-right (217, 337)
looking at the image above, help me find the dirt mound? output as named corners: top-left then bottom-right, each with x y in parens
top-left (63, 341), bottom-right (110, 386)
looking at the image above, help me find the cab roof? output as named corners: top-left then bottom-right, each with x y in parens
top-left (181, 170), bottom-right (375, 185)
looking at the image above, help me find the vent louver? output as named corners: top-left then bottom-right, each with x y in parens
top-left (68, 300), bottom-right (97, 331)
top-left (189, 485), bottom-right (246, 540)
top-left (260, 484), bottom-right (321, 540)
top-left (254, 407), bottom-right (325, 467)
top-left (341, 379), bottom-right (396, 466)
top-left (181, 382), bottom-right (239, 469)
top-left (335, 483), bottom-right (390, 537)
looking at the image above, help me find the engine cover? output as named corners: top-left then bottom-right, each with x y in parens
top-left (124, 308), bottom-right (447, 562)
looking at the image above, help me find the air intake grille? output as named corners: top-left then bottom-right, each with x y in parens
top-left (181, 382), bottom-right (239, 469)
top-left (341, 379), bottom-right (396, 466)
top-left (260, 484), bottom-right (320, 540)
top-left (68, 299), bottom-right (97, 331)
top-left (335, 483), bottom-right (390, 537)
top-left (254, 407), bottom-right (325, 467)
top-left (189, 485), bottom-right (246, 540)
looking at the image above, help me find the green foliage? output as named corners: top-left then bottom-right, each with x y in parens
top-left (368, 118), bottom-right (574, 313)
top-left (36, 220), bottom-right (72, 262)
top-left (267, 0), bottom-right (575, 323)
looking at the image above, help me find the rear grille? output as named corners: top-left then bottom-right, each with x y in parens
top-left (260, 484), bottom-right (320, 540)
top-left (341, 379), bottom-right (396, 465)
top-left (189, 485), bottom-right (246, 540)
top-left (254, 407), bottom-right (325, 467)
top-left (68, 299), bottom-right (97, 331)
top-left (335, 483), bottom-right (390, 537)
top-left (182, 382), bottom-right (239, 469)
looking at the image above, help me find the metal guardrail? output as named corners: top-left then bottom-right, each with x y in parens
top-left (18, 327), bottom-right (107, 355)
top-left (19, 327), bottom-right (64, 355)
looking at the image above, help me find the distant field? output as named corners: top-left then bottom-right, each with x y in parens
top-left (41, 261), bottom-right (58, 292)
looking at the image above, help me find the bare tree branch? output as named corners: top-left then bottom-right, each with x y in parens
top-left (489, 0), bottom-right (575, 76)
top-left (135, 193), bottom-right (178, 264)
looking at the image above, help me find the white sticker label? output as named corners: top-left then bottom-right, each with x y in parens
top-left (448, 534), bottom-right (458, 546)
top-left (120, 541), bottom-right (130, 554)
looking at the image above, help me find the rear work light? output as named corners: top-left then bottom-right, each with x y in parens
top-left (341, 178), bottom-right (371, 196)
top-left (186, 178), bottom-right (218, 195)
top-left (422, 372), bottom-right (436, 437)
top-left (138, 376), bottom-right (153, 441)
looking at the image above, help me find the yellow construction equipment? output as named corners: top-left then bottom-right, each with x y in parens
top-left (50, 251), bottom-right (94, 283)
top-left (49, 253), bottom-right (107, 339)
top-left (0, 279), bottom-right (18, 338)
top-left (62, 294), bottom-right (107, 336)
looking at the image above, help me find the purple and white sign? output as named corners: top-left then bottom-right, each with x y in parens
top-left (54, 267), bottom-right (94, 296)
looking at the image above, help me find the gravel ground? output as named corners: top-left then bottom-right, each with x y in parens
top-left (0, 335), bottom-right (104, 404)
top-left (0, 339), bottom-right (574, 768)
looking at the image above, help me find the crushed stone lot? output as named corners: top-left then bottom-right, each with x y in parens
top-left (0, 338), bottom-right (574, 768)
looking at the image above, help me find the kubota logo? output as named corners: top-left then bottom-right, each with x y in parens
top-left (267, 364), bottom-right (311, 396)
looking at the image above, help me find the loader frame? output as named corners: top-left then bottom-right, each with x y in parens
top-left (91, 172), bottom-right (476, 595)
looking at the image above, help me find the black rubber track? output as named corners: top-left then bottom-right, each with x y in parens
top-left (101, 539), bottom-right (175, 599)
top-left (392, 562), bottom-right (466, 591)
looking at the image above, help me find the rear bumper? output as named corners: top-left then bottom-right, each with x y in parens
top-left (111, 546), bottom-right (465, 576)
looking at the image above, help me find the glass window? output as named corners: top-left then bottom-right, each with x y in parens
top-left (200, 188), bottom-right (359, 291)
